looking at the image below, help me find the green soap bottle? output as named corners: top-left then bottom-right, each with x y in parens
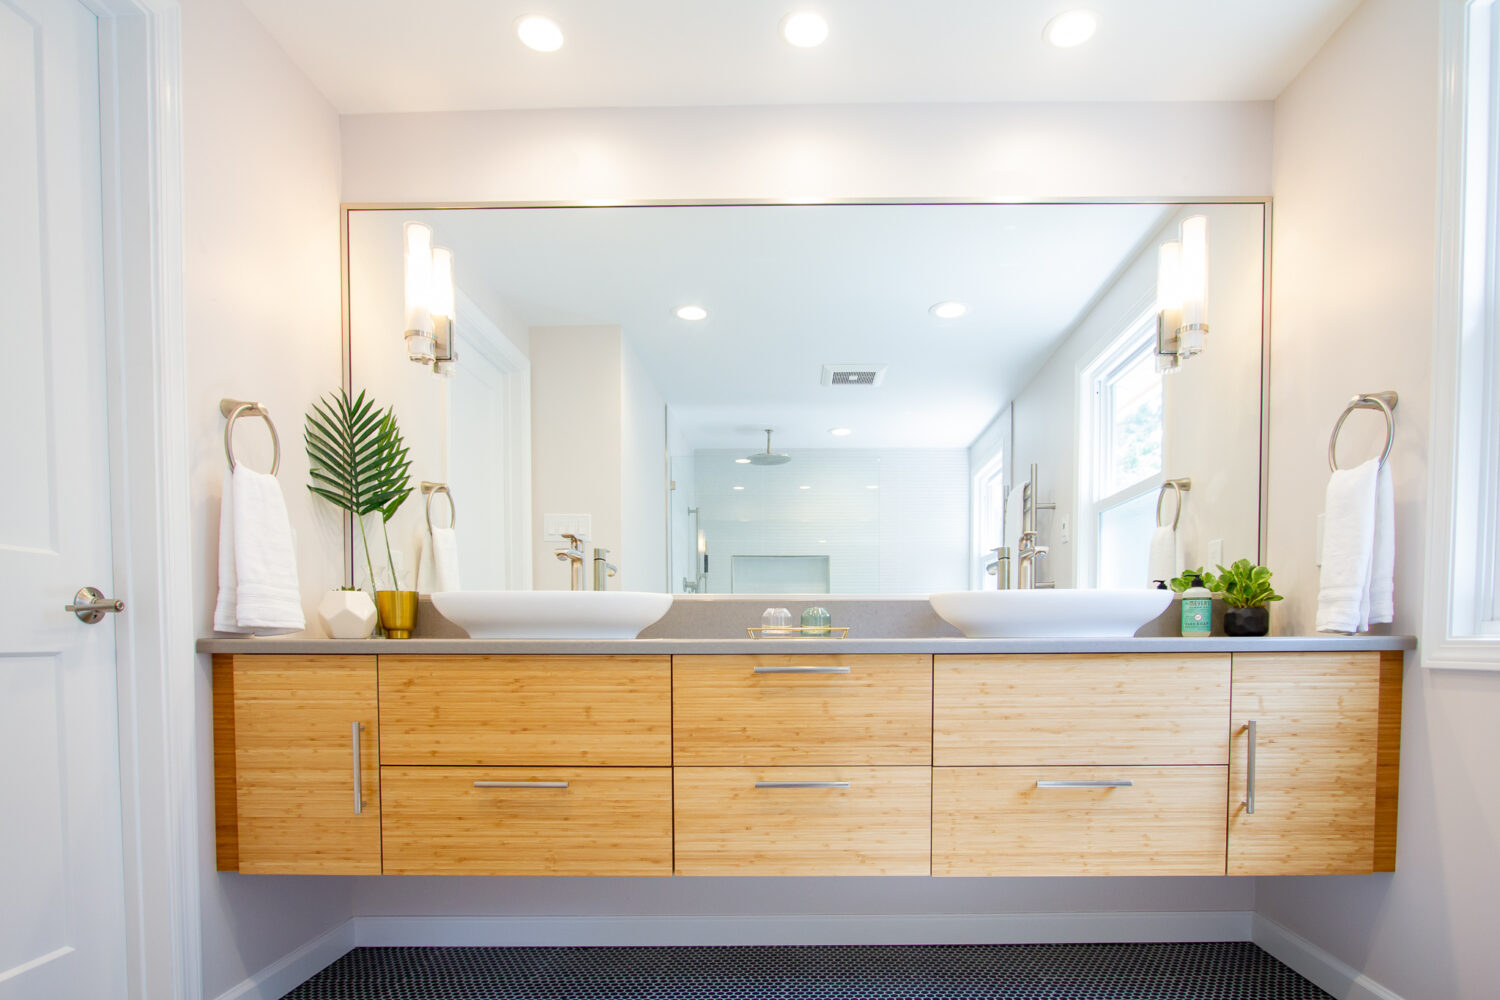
top-left (1181, 574), bottom-right (1213, 637)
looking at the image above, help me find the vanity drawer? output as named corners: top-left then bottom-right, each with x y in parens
top-left (932, 766), bottom-right (1228, 876)
top-left (380, 766), bottom-right (672, 876)
top-left (672, 655), bottom-right (932, 764)
top-left (673, 766), bottom-right (931, 876)
top-left (933, 653), bottom-right (1230, 766)
top-left (378, 655), bottom-right (671, 765)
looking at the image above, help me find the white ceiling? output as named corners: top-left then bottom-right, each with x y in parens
top-left (242, 0), bottom-right (1360, 114)
top-left (368, 203), bottom-right (1186, 450)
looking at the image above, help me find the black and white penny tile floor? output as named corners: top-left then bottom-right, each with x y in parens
top-left (281, 942), bottom-right (1333, 999)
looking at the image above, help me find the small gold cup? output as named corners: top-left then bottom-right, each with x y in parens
top-left (375, 590), bottom-right (418, 639)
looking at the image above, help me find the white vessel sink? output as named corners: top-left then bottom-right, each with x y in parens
top-left (430, 591), bottom-right (674, 639)
top-left (928, 589), bottom-right (1173, 639)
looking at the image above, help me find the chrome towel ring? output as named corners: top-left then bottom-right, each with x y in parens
top-left (1156, 478), bottom-right (1192, 530)
top-left (1328, 391), bottom-right (1398, 472)
top-left (220, 398), bottom-right (280, 476)
top-left (422, 481), bottom-right (456, 532)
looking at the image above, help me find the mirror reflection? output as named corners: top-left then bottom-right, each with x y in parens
top-left (345, 202), bottom-right (1266, 595)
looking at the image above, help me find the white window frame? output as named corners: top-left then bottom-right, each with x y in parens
top-left (1078, 306), bottom-right (1165, 588)
top-left (972, 450), bottom-right (1007, 588)
top-left (1425, 0), bottom-right (1500, 669)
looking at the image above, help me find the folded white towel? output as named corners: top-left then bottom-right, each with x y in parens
top-left (1368, 461), bottom-right (1395, 626)
top-left (213, 467), bottom-right (304, 635)
top-left (416, 526), bottom-right (462, 594)
top-left (1148, 526), bottom-right (1179, 587)
top-left (1315, 458), bottom-right (1381, 634)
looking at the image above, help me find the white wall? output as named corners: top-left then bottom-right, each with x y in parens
top-left (341, 103), bottom-right (1273, 204)
top-left (529, 326), bottom-right (624, 589)
top-left (1260, 0), bottom-right (1500, 997)
top-left (179, 0), bottom-right (351, 994)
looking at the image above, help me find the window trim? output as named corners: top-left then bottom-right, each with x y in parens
top-left (1424, 0), bottom-right (1500, 669)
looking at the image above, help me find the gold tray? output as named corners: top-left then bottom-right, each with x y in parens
top-left (745, 626), bottom-right (849, 639)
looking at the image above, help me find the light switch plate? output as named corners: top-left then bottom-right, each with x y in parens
top-left (543, 513), bottom-right (592, 541)
top-left (1206, 538), bottom-right (1223, 568)
top-left (1058, 516), bottom-right (1070, 544)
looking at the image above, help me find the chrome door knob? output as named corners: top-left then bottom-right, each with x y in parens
top-left (65, 586), bottom-right (125, 624)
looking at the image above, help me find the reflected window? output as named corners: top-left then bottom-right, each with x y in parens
top-left (974, 454), bottom-right (1006, 586)
top-left (1083, 310), bottom-right (1164, 588)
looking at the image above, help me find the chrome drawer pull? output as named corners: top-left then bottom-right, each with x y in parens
top-left (352, 721), bottom-right (365, 815)
top-left (1243, 719), bottom-right (1257, 814)
top-left (753, 666), bottom-right (851, 674)
top-left (754, 781), bottom-right (851, 789)
top-left (474, 781), bottom-right (570, 789)
top-left (1035, 779), bottom-right (1134, 788)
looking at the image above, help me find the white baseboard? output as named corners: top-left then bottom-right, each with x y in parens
top-left (1252, 914), bottom-right (1407, 1000)
top-left (353, 910), bottom-right (1254, 948)
top-left (211, 919), bottom-right (355, 1000)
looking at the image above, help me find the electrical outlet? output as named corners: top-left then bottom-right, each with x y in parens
top-left (543, 514), bottom-right (592, 541)
top-left (1207, 538), bottom-right (1224, 568)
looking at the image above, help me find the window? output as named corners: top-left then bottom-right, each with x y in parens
top-left (1082, 309), bottom-right (1164, 589)
top-left (974, 453), bottom-right (1006, 585)
top-left (1426, 0), bottom-right (1500, 667)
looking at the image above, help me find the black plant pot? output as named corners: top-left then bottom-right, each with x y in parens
top-left (1223, 605), bottom-right (1270, 637)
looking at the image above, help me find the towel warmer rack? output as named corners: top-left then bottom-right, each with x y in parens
top-left (220, 398), bottom-right (280, 475)
top-left (1155, 478), bottom-right (1192, 530)
top-left (421, 481), bottom-right (456, 531)
top-left (1328, 391), bottom-right (1398, 472)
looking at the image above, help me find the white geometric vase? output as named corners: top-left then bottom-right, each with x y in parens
top-left (317, 589), bottom-right (377, 639)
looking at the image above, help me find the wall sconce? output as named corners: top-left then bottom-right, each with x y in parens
top-left (403, 221), bottom-right (456, 372)
top-left (1156, 214), bottom-right (1208, 373)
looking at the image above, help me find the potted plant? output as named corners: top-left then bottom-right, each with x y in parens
top-left (1211, 558), bottom-right (1283, 637)
top-left (305, 389), bottom-right (415, 637)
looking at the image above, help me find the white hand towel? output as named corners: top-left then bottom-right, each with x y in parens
top-left (1315, 458), bottom-right (1380, 634)
top-left (213, 467), bottom-right (304, 635)
top-left (1368, 461), bottom-right (1395, 626)
top-left (1148, 526), bottom-right (1177, 586)
top-left (416, 526), bottom-right (462, 594)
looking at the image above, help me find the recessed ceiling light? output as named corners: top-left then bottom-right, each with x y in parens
top-left (829, 427), bottom-right (852, 437)
top-left (799, 485), bottom-right (812, 490)
top-left (781, 11), bottom-right (829, 48)
top-left (866, 484), bottom-right (879, 490)
top-left (674, 304), bottom-right (708, 321)
top-left (734, 457), bottom-right (751, 464)
top-left (733, 485), bottom-right (745, 491)
top-left (1045, 10), bottom-right (1097, 48)
top-left (516, 15), bottom-right (564, 52)
top-left (930, 301), bottom-right (968, 319)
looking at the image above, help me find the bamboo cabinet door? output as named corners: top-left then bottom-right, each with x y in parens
top-left (1227, 651), bottom-right (1401, 876)
top-left (214, 655), bottom-right (382, 874)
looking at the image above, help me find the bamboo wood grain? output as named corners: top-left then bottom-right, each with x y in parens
top-left (672, 655), bottom-right (932, 765)
top-left (379, 655), bottom-right (671, 765)
top-left (932, 766), bottom-right (1228, 876)
top-left (673, 766), bottom-right (931, 876)
top-left (1373, 651), bottom-right (1404, 871)
top-left (229, 655), bottom-right (382, 875)
top-left (381, 766), bottom-right (672, 876)
top-left (1227, 651), bottom-right (1382, 875)
top-left (212, 655), bottom-right (239, 871)
top-left (933, 654), bottom-right (1231, 766)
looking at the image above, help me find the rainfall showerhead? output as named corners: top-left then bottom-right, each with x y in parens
top-left (746, 429), bottom-right (791, 466)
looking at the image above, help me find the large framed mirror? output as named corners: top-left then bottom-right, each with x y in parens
top-left (344, 200), bottom-right (1268, 595)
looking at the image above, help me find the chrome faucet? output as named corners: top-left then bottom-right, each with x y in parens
top-left (985, 546), bottom-right (1011, 590)
top-left (1017, 463), bottom-right (1056, 590)
top-left (592, 547), bottom-right (617, 591)
top-left (555, 533), bottom-right (586, 591)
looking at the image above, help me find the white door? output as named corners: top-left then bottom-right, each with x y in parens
top-left (0, 0), bottom-right (129, 996)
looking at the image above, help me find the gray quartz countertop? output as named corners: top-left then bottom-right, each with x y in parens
top-left (197, 634), bottom-right (1416, 655)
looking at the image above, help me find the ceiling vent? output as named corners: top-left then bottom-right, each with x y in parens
top-left (821, 364), bottom-right (888, 387)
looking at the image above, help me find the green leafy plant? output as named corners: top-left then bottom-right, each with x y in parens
top-left (1211, 558), bottom-right (1283, 609)
top-left (1167, 567), bottom-right (1217, 593)
top-left (304, 389), bottom-right (413, 592)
